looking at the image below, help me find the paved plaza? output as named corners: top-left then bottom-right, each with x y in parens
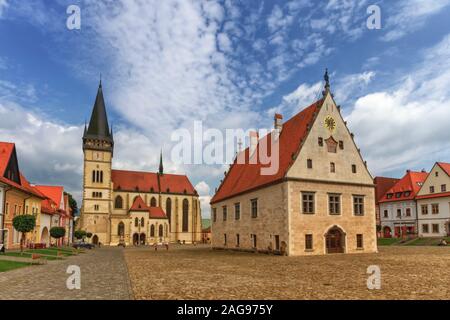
top-left (0, 247), bottom-right (132, 300)
top-left (0, 245), bottom-right (449, 300)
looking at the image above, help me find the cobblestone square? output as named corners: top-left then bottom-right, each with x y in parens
top-left (124, 245), bottom-right (450, 300)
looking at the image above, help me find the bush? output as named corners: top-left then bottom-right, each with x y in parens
top-left (86, 232), bottom-right (93, 239)
top-left (74, 230), bottom-right (87, 240)
top-left (50, 227), bottom-right (66, 239)
top-left (12, 215), bottom-right (36, 252)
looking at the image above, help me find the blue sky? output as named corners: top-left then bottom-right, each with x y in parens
top-left (1, 0), bottom-right (450, 216)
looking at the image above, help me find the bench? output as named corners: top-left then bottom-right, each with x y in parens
top-left (31, 253), bottom-right (46, 265)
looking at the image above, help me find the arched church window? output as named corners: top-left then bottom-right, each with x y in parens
top-left (141, 217), bottom-right (145, 227)
top-left (150, 225), bottom-right (155, 237)
top-left (150, 197), bottom-right (157, 207)
top-left (115, 196), bottom-right (123, 209)
top-left (182, 199), bottom-right (189, 232)
top-left (92, 171), bottom-right (96, 183)
top-left (134, 217), bottom-right (138, 227)
top-left (118, 222), bottom-right (125, 236)
top-left (159, 224), bottom-right (164, 237)
top-left (166, 198), bottom-right (172, 229)
top-left (100, 171), bottom-right (104, 183)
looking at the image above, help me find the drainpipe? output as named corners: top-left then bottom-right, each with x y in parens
top-left (1, 186), bottom-right (12, 250)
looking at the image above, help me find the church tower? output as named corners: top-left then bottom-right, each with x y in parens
top-left (80, 81), bottom-right (114, 245)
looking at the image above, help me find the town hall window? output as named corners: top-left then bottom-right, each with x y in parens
top-left (353, 196), bottom-right (364, 216)
top-left (305, 234), bottom-right (313, 250)
top-left (115, 196), bottom-right (123, 209)
top-left (222, 206), bottom-right (227, 221)
top-left (251, 199), bottom-right (258, 218)
top-left (212, 208), bottom-right (217, 222)
top-left (339, 140), bottom-right (344, 150)
top-left (234, 203), bottom-right (240, 220)
top-left (307, 159), bottom-right (313, 169)
top-left (318, 137), bottom-right (323, 146)
top-left (302, 192), bottom-right (315, 214)
top-left (328, 194), bottom-right (341, 215)
top-left (356, 234), bottom-right (364, 249)
top-left (330, 162), bottom-right (336, 173)
top-left (352, 164), bottom-right (357, 173)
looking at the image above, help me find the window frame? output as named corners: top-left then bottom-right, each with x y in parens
top-left (305, 234), bottom-right (313, 251)
top-left (234, 202), bottom-right (240, 220)
top-left (353, 195), bottom-right (365, 216)
top-left (301, 192), bottom-right (315, 215)
top-left (328, 193), bottom-right (341, 215)
top-left (251, 199), bottom-right (258, 218)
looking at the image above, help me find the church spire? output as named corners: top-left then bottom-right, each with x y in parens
top-left (83, 80), bottom-right (114, 153)
top-left (159, 150), bottom-right (164, 175)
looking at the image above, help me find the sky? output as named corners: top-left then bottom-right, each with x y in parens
top-left (1, 0), bottom-right (450, 218)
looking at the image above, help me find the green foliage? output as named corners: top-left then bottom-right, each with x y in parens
top-left (376, 225), bottom-right (382, 232)
top-left (74, 230), bottom-right (87, 240)
top-left (86, 232), bottom-right (93, 239)
top-left (50, 227), bottom-right (66, 239)
top-left (12, 215), bottom-right (36, 233)
top-left (64, 192), bottom-right (78, 215)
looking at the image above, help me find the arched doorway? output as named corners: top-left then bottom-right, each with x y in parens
top-left (325, 226), bottom-right (345, 254)
top-left (139, 233), bottom-right (146, 245)
top-left (41, 227), bottom-right (49, 245)
top-left (133, 233), bottom-right (139, 246)
top-left (383, 226), bottom-right (392, 238)
top-left (92, 235), bottom-right (99, 245)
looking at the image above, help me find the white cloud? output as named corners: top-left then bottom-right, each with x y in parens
top-left (0, 0), bottom-right (8, 18)
top-left (334, 71), bottom-right (376, 104)
top-left (347, 33), bottom-right (450, 174)
top-left (382, 0), bottom-right (450, 42)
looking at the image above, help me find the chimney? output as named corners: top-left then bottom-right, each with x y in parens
top-left (249, 131), bottom-right (259, 162)
top-left (274, 114), bottom-right (283, 140)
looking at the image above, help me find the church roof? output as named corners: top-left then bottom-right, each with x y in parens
top-left (379, 171), bottom-right (428, 203)
top-left (112, 169), bottom-right (196, 195)
top-left (211, 98), bottom-right (323, 204)
top-left (129, 195), bottom-right (167, 218)
top-left (83, 82), bottom-right (113, 143)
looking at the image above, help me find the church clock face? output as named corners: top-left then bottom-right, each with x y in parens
top-left (324, 116), bottom-right (336, 133)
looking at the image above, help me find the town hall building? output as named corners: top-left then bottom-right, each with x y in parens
top-left (210, 71), bottom-right (377, 256)
top-left (79, 82), bottom-right (202, 246)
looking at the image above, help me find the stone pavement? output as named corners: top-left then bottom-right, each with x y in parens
top-left (0, 247), bottom-right (133, 300)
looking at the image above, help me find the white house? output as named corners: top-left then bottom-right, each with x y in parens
top-left (379, 170), bottom-right (428, 238)
top-left (416, 162), bottom-right (450, 237)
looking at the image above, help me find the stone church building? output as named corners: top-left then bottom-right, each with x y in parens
top-left (80, 82), bottom-right (202, 246)
top-left (210, 71), bottom-right (377, 256)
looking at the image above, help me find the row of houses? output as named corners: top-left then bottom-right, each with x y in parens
top-left (375, 163), bottom-right (450, 238)
top-left (0, 142), bottom-right (74, 250)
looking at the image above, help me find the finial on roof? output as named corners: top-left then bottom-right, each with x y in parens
top-left (159, 149), bottom-right (164, 175)
top-left (99, 73), bottom-right (102, 88)
top-left (323, 68), bottom-right (330, 96)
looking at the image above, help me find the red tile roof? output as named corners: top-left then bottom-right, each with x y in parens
top-left (211, 99), bottom-right (323, 204)
top-left (416, 191), bottom-right (450, 200)
top-left (35, 185), bottom-right (64, 208)
top-left (0, 142), bottom-right (14, 176)
top-left (129, 195), bottom-right (167, 218)
top-left (379, 171), bottom-right (428, 203)
top-left (437, 162), bottom-right (450, 176)
top-left (112, 169), bottom-right (196, 195)
top-left (374, 176), bottom-right (400, 203)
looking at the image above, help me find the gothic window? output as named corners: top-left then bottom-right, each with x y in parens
top-left (325, 137), bottom-right (338, 153)
top-left (166, 198), bottom-right (172, 229)
top-left (100, 171), bottom-right (104, 183)
top-left (92, 171), bottom-right (95, 183)
top-left (150, 197), bottom-right (157, 207)
top-left (141, 217), bottom-right (145, 227)
top-left (134, 218), bottom-right (139, 227)
top-left (150, 225), bottom-right (155, 237)
top-left (159, 225), bottom-right (164, 237)
top-left (115, 196), bottom-right (123, 209)
top-left (118, 222), bottom-right (125, 236)
top-left (182, 199), bottom-right (189, 232)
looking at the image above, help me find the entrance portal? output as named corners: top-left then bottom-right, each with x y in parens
top-left (133, 233), bottom-right (139, 246)
top-left (139, 233), bottom-right (146, 245)
top-left (92, 235), bottom-right (99, 245)
top-left (325, 226), bottom-right (345, 254)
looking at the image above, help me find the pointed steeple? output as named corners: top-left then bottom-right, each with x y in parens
top-left (322, 68), bottom-right (331, 96)
top-left (158, 150), bottom-right (164, 175)
top-left (83, 80), bottom-right (114, 153)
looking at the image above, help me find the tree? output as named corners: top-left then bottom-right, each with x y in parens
top-left (64, 192), bottom-right (78, 216)
top-left (12, 215), bottom-right (36, 252)
top-left (50, 227), bottom-right (66, 246)
top-left (74, 230), bottom-right (87, 241)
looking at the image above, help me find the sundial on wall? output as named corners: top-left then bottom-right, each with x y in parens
top-left (324, 115), bottom-right (336, 133)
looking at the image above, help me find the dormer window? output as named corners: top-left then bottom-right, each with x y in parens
top-left (386, 193), bottom-right (393, 199)
top-left (395, 192), bottom-right (402, 198)
top-left (404, 191), bottom-right (411, 197)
